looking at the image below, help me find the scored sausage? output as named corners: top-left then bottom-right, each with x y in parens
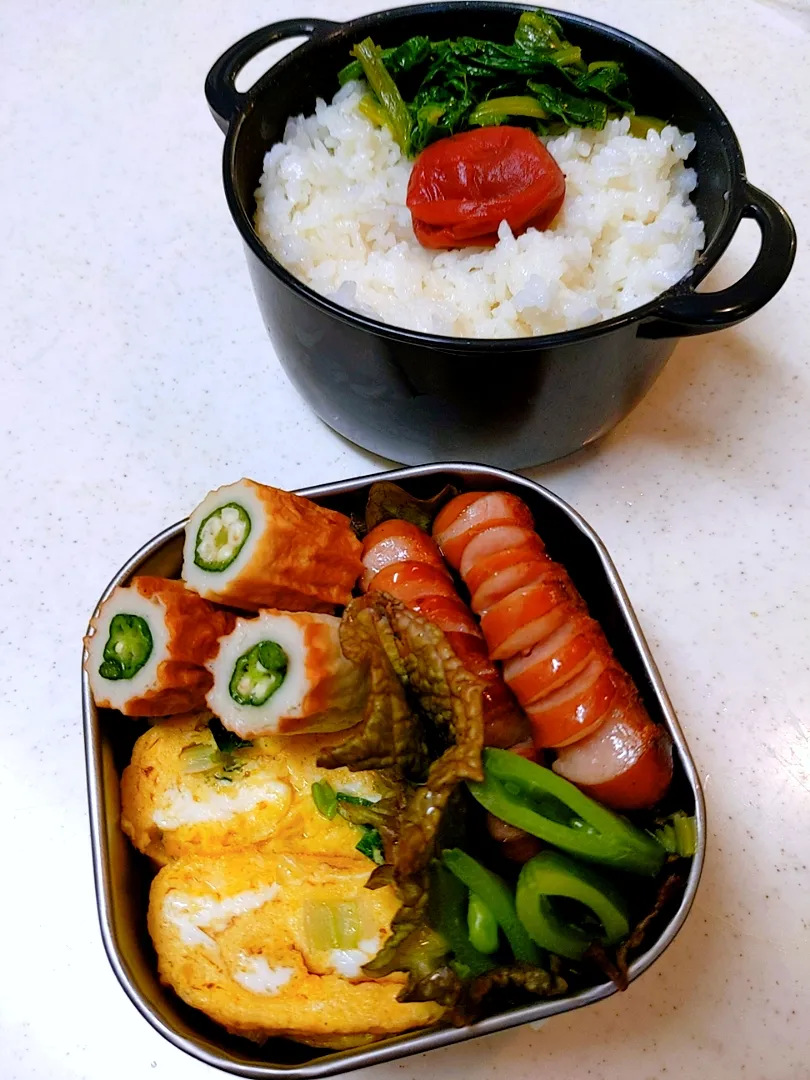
top-left (433, 492), bottom-right (673, 810)
top-left (360, 519), bottom-right (530, 751)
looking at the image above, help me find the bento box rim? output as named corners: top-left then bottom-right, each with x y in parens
top-left (82, 461), bottom-right (706, 1079)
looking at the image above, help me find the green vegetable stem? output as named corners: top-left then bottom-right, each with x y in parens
top-left (442, 848), bottom-right (541, 964)
top-left (467, 748), bottom-right (666, 877)
top-left (469, 96), bottom-right (549, 126)
top-left (351, 37), bottom-right (413, 154)
top-left (654, 810), bottom-right (697, 857)
top-left (516, 850), bottom-right (630, 960)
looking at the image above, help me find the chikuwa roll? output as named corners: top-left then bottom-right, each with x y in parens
top-left (182, 479), bottom-right (362, 612)
top-left (84, 577), bottom-right (235, 716)
top-left (206, 611), bottom-right (368, 738)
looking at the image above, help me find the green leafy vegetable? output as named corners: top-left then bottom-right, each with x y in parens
top-left (628, 113), bottom-right (667, 138)
top-left (208, 716), bottom-right (252, 754)
top-left (574, 61), bottom-right (632, 110)
top-left (380, 596), bottom-right (486, 879)
top-left (339, 36), bottom-right (432, 85)
top-left (527, 80), bottom-right (608, 129)
top-left (321, 593), bottom-right (485, 877)
top-left (339, 8), bottom-right (638, 156)
top-left (364, 480), bottom-right (459, 533)
top-left (311, 779), bottom-right (338, 820)
top-left (362, 870), bottom-right (433, 982)
top-left (355, 827), bottom-right (386, 865)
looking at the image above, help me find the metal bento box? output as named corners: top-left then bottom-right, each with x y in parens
top-left (83, 462), bottom-right (706, 1077)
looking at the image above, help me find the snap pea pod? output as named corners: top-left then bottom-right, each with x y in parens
top-left (430, 864), bottom-right (494, 978)
top-left (516, 850), bottom-right (630, 960)
top-left (467, 893), bottom-right (500, 954)
top-left (442, 848), bottom-right (541, 964)
top-left (468, 749), bottom-right (666, 876)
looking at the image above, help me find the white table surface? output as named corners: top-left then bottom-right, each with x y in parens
top-left (2, 0), bottom-right (808, 1077)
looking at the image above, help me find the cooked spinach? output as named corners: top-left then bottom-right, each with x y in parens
top-left (341, 8), bottom-right (638, 156)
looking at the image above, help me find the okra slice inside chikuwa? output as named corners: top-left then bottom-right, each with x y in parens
top-left (84, 577), bottom-right (235, 716)
top-left (516, 850), bottom-right (630, 960)
top-left (99, 613), bottom-right (153, 680)
top-left (228, 640), bottom-right (288, 706)
top-left (181, 478), bottom-right (362, 612)
top-left (206, 610), bottom-right (367, 739)
top-left (467, 748), bottom-right (666, 876)
top-left (194, 502), bottom-right (252, 571)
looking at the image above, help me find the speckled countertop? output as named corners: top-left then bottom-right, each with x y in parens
top-left (1, 0), bottom-right (808, 1077)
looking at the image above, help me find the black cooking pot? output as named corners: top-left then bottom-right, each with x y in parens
top-left (205, 3), bottom-right (795, 468)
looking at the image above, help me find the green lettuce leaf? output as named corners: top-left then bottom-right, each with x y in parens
top-left (464, 958), bottom-right (568, 1016)
top-left (364, 480), bottom-right (459, 534)
top-left (317, 597), bottom-right (430, 776)
top-left (583, 869), bottom-right (685, 991)
top-left (377, 594), bottom-right (486, 877)
top-left (320, 593), bottom-right (486, 993)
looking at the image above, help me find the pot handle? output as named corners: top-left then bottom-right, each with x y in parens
top-left (205, 19), bottom-right (339, 133)
top-left (637, 183), bottom-right (796, 339)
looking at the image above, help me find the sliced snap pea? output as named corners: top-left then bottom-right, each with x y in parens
top-left (516, 850), bottom-right (630, 960)
top-left (467, 892), bottom-right (500, 955)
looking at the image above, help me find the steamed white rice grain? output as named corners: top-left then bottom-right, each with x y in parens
top-left (254, 82), bottom-right (704, 339)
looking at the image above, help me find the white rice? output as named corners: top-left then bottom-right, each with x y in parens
top-left (255, 82), bottom-right (705, 339)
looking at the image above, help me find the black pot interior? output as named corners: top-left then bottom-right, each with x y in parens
top-left (229, 3), bottom-right (742, 284)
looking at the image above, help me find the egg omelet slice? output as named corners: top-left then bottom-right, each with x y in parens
top-left (148, 850), bottom-right (444, 1044)
top-left (121, 713), bottom-right (384, 865)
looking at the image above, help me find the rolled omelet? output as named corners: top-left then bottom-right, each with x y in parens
top-left (148, 851), bottom-right (444, 1044)
top-left (121, 713), bottom-right (384, 865)
top-left (181, 479), bottom-right (362, 613)
top-left (206, 610), bottom-right (367, 738)
top-left (83, 577), bottom-right (235, 716)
